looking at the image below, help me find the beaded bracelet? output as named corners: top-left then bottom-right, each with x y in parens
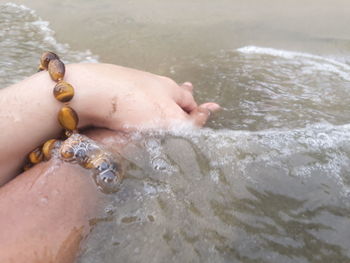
top-left (25, 52), bottom-right (122, 191)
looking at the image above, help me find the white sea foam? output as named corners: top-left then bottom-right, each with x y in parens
top-left (0, 2), bottom-right (99, 88)
top-left (237, 45), bottom-right (350, 81)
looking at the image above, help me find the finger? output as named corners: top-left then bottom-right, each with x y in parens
top-left (176, 89), bottom-right (198, 113)
top-left (189, 102), bottom-right (221, 127)
top-left (189, 106), bottom-right (210, 127)
top-left (198, 102), bottom-right (221, 113)
top-left (180, 82), bottom-right (194, 93)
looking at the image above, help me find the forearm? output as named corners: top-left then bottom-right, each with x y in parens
top-left (0, 63), bottom-right (99, 184)
top-left (0, 63), bottom-right (118, 184)
top-left (0, 62), bottom-right (217, 185)
top-left (0, 160), bottom-right (102, 263)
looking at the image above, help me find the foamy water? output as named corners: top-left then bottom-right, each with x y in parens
top-left (0, 2), bottom-right (98, 88)
top-left (1, 3), bottom-right (350, 263)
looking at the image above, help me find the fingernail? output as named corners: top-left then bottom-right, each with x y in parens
top-left (198, 106), bottom-right (211, 115)
top-left (200, 103), bottom-right (221, 113)
top-left (182, 82), bottom-right (193, 87)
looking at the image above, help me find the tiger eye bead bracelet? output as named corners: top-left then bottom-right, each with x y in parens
top-left (25, 52), bottom-right (122, 191)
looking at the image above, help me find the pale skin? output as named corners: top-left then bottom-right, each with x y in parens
top-left (0, 63), bottom-right (220, 262)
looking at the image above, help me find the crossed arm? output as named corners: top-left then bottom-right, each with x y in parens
top-left (0, 63), bottom-right (219, 186)
top-left (0, 63), bottom-right (219, 262)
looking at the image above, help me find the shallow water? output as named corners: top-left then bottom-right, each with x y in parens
top-left (1, 2), bottom-right (350, 263)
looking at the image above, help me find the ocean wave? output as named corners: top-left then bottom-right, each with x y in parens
top-left (0, 2), bottom-right (98, 88)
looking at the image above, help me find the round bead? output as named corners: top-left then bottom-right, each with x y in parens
top-left (81, 159), bottom-right (95, 169)
top-left (58, 106), bottom-right (79, 131)
top-left (48, 59), bottom-right (65, 81)
top-left (53, 81), bottom-right (74, 102)
top-left (29, 147), bottom-right (43, 164)
top-left (42, 139), bottom-right (57, 160)
top-left (40, 51), bottom-right (59, 70)
top-left (99, 170), bottom-right (116, 183)
top-left (60, 144), bottom-right (75, 159)
top-left (93, 157), bottom-right (110, 172)
top-left (75, 148), bottom-right (94, 169)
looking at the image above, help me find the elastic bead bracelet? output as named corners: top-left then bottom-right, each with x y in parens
top-left (25, 52), bottom-right (122, 192)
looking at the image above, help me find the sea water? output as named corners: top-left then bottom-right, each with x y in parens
top-left (1, 2), bottom-right (350, 262)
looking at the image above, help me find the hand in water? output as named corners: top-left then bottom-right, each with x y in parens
top-left (0, 62), bottom-right (220, 184)
top-left (64, 63), bottom-right (220, 131)
top-left (0, 62), bottom-right (221, 261)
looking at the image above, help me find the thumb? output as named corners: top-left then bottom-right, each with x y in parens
top-left (189, 102), bottom-right (220, 127)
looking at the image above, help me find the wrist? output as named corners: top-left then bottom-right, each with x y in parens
top-left (64, 63), bottom-right (126, 130)
top-left (62, 63), bottom-right (99, 128)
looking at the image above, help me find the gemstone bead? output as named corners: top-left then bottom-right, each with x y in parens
top-left (29, 147), bottom-right (43, 164)
top-left (42, 139), bottom-right (57, 160)
top-left (58, 106), bottom-right (79, 131)
top-left (53, 81), bottom-right (74, 102)
top-left (99, 170), bottom-right (116, 183)
top-left (81, 159), bottom-right (95, 169)
top-left (48, 59), bottom-right (65, 81)
top-left (93, 157), bottom-right (111, 172)
top-left (60, 144), bottom-right (75, 159)
top-left (40, 51), bottom-right (59, 70)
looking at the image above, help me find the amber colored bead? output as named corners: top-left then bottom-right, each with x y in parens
top-left (42, 139), bottom-right (57, 160)
top-left (81, 159), bottom-right (95, 169)
top-left (58, 106), bottom-right (79, 131)
top-left (60, 144), bottom-right (74, 159)
top-left (29, 147), bottom-right (43, 164)
top-left (53, 81), bottom-right (74, 102)
top-left (48, 59), bottom-right (65, 81)
top-left (40, 51), bottom-right (59, 70)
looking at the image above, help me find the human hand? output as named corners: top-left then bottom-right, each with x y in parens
top-left (0, 63), bottom-right (220, 184)
top-left (66, 63), bottom-right (220, 131)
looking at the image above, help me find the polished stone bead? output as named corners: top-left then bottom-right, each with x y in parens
top-left (39, 51), bottom-right (59, 70)
top-left (53, 81), bottom-right (74, 102)
top-left (99, 170), bottom-right (116, 183)
top-left (29, 147), bottom-right (43, 164)
top-left (42, 139), bottom-right (57, 160)
top-left (93, 157), bottom-right (110, 172)
top-left (60, 144), bottom-right (75, 159)
top-left (81, 159), bottom-right (95, 169)
top-left (58, 106), bottom-right (79, 131)
top-left (48, 59), bottom-right (65, 81)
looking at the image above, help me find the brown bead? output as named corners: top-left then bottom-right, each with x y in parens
top-left (42, 139), bottom-right (57, 160)
top-left (40, 51), bottom-right (59, 70)
top-left (58, 106), bottom-right (79, 131)
top-left (60, 144), bottom-right (75, 159)
top-left (48, 59), bottom-right (65, 81)
top-left (29, 147), bottom-right (43, 164)
top-left (93, 157), bottom-right (111, 172)
top-left (53, 81), bottom-right (74, 102)
top-left (81, 159), bottom-right (95, 169)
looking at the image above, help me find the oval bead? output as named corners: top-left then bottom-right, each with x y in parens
top-left (53, 81), bottom-right (74, 102)
top-left (29, 147), bottom-right (43, 164)
top-left (42, 139), bottom-right (57, 160)
top-left (40, 51), bottom-right (59, 70)
top-left (58, 106), bottom-right (79, 131)
top-left (48, 59), bottom-right (65, 81)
